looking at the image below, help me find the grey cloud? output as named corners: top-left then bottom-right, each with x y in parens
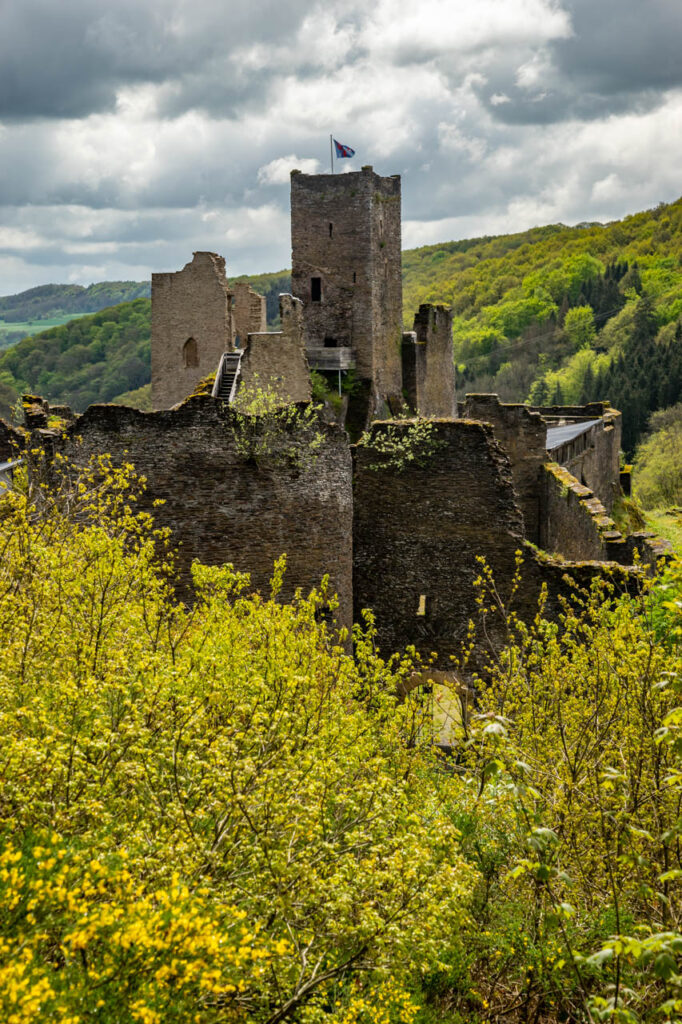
top-left (480, 0), bottom-right (682, 125)
top-left (0, 0), bottom-right (312, 119)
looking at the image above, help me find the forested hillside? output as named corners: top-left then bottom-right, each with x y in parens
top-left (0, 280), bottom-right (150, 323)
top-left (4, 197), bottom-right (682, 447)
top-left (0, 299), bottom-right (150, 415)
top-left (403, 198), bottom-right (682, 450)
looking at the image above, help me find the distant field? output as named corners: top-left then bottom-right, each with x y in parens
top-left (0, 313), bottom-right (90, 349)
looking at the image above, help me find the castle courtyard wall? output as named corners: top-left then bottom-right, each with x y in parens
top-left (353, 419), bottom-right (526, 670)
top-left (353, 418), bottom-right (642, 676)
top-left (55, 398), bottom-right (353, 629)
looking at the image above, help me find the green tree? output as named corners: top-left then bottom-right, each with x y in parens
top-left (564, 305), bottom-right (596, 350)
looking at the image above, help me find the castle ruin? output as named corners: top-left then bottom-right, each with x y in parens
top-left (2, 165), bottom-right (670, 736)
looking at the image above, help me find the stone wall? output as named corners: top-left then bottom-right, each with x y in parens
top-left (290, 166), bottom-right (402, 403)
top-left (54, 397), bottom-right (353, 629)
top-left (0, 419), bottom-right (25, 461)
top-left (547, 412), bottom-right (622, 512)
top-left (459, 394), bottom-right (546, 544)
top-left (353, 419), bottom-right (525, 670)
top-left (232, 280), bottom-right (266, 348)
top-left (353, 418), bottom-right (642, 676)
top-left (239, 295), bottom-right (312, 405)
top-left (402, 304), bottom-right (456, 418)
top-left (151, 252), bottom-right (233, 411)
top-left (542, 462), bottom-right (620, 561)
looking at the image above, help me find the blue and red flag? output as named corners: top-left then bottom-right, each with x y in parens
top-left (333, 139), bottom-right (355, 159)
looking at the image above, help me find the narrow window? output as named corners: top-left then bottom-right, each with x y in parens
top-left (329, 222), bottom-right (333, 238)
top-left (353, 271), bottom-right (357, 283)
top-left (416, 594), bottom-right (427, 616)
top-left (311, 277), bottom-right (322, 302)
top-left (183, 337), bottom-right (198, 368)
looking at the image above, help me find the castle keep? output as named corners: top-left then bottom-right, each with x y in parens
top-left (3, 166), bottom-right (670, 722)
top-left (291, 166), bottom-right (403, 412)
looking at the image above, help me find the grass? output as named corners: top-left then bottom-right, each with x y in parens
top-left (645, 508), bottom-right (682, 557)
top-left (0, 313), bottom-right (91, 348)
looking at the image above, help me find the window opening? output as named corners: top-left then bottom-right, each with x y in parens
top-left (416, 594), bottom-right (427, 616)
top-left (353, 271), bottom-right (357, 283)
top-left (323, 337), bottom-right (338, 348)
top-left (311, 277), bottom-right (322, 302)
top-left (329, 222), bottom-right (333, 238)
top-left (183, 337), bottom-right (199, 368)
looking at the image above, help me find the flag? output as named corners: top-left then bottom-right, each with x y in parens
top-left (333, 139), bottom-right (355, 159)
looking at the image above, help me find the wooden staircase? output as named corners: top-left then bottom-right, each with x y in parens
top-left (212, 352), bottom-right (242, 403)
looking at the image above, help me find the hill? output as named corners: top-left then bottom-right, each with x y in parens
top-left (402, 199), bottom-right (682, 449)
top-left (0, 280), bottom-right (150, 323)
top-left (0, 299), bottom-right (151, 415)
top-left (3, 198), bottom-right (682, 449)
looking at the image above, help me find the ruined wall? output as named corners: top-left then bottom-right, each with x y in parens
top-left (55, 397), bottom-right (353, 629)
top-left (151, 252), bottom-right (233, 411)
top-left (239, 295), bottom-right (312, 405)
top-left (402, 304), bottom-right (456, 418)
top-left (353, 418), bottom-right (642, 675)
top-left (353, 419), bottom-right (525, 670)
top-left (542, 462), bottom-right (620, 561)
top-left (550, 414), bottom-right (622, 512)
top-left (290, 166), bottom-right (403, 402)
top-left (459, 395), bottom-right (546, 544)
top-left (232, 281), bottom-right (266, 348)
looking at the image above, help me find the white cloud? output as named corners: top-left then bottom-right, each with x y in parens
top-left (257, 155), bottom-right (321, 185)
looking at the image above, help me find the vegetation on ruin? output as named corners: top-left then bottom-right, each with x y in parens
top-left (232, 377), bottom-right (327, 470)
top-left (357, 417), bottom-right (444, 473)
top-left (4, 458), bottom-right (682, 1022)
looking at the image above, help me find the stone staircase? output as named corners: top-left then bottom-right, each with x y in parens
top-left (212, 352), bottom-right (243, 403)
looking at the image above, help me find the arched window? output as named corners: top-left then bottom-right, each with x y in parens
top-left (183, 337), bottom-right (198, 368)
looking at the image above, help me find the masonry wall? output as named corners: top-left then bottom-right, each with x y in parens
top-left (542, 462), bottom-right (619, 561)
top-left (55, 397), bottom-right (353, 629)
top-left (353, 419), bottom-right (525, 670)
top-left (239, 296), bottom-right (312, 405)
top-left (551, 415), bottom-right (622, 512)
top-left (151, 252), bottom-right (233, 411)
top-left (290, 166), bottom-right (403, 402)
top-left (403, 304), bottom-right (456, 418)
top-left (0, 419), bottom-right (25, 460)
top-left (353, 418), bottom-right (642, 676)
top-left (459, 395), bottom-right (546, 544)
top-left (232, 281), bottom-right (266, 347)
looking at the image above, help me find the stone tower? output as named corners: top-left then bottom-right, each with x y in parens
top-left (290, 165), bottom-right (403, 404)
top-left (151, 252), bottom-right (233, 410)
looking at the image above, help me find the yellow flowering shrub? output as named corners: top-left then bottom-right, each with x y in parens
top-left (0, 454), bottom-right (473, 1023)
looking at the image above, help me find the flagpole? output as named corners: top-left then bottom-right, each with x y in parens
top-left (330, 134), bottom-right (334, 175)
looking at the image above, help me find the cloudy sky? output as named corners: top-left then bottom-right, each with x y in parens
top-left (2, 0), bottom-right (682, 294)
